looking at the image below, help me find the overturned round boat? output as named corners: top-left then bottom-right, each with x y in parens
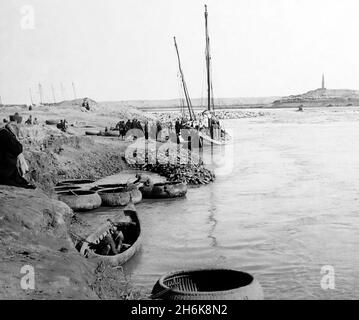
top-left (79, 209), bottom-right (141, 266)
top-left (85, 130), bottom-right (100, 136)
top-left (92, 183), bottom-right (142, 204)
top-left (142, 181), bottom-right (187, 199)
top-left (45, 119), bottom-right (58, 125)
top-left (98, 187), bottom-right (131, 206)
top-left (58, 190), bottom-right (102, 211)
top-left (56, 179), bottom-right (95, 186)
top-left (151, 269), bottom-right (264, 300)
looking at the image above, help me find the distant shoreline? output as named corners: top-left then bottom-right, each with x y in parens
top-left (137, 104), bottom-right (359, 112)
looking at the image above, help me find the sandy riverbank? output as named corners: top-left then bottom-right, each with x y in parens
top-left (0, 104), bottom-right (144, 299)
top-left (0, 100), bottom-right (216, 299)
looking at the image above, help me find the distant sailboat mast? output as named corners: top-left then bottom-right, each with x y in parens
top-left (38, 83), bottom-right (43, 104)
top-left (174, 36), bottom-right (196, 121)
top-left (204, 4), bottom-right (212, 113)
top-left (29, 88), bottom-right (34, 105)
top-left (51, 84), bottom-right (56, 104)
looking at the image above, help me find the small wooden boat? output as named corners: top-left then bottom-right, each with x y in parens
top-left (56, 179), bottom-right (95, 186)
top-left (151, 269), bottom-right (264, 300)
top-left (54, 185), bottom-right (82, 193)
top-left (141, 181), bottom-right (187, 199)
top-left (58, 190), bottom-right (102, 211)
top-left (79, 207), bottom-right (141, 266)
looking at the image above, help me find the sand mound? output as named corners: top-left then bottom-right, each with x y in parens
top-left (0, 186), bottom-right (98, 299)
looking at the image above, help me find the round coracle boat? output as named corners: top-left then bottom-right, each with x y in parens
top-left (92, 183), bottom-right (142, 204)
top-left (56, 179), bottom-right (95, 186)
top-left (142, 181), bottom-right (187, 199)
top-left (151, 269), bottom-right (264, 300)
top-left (85, 130), bottom-right (100, 136)
top-left (98, 187), bottom-right (131, 206)
top-left (79, 209), bottom-right (141, 266)
top-left (45, 119), bottom-right (58, 125)
top-left (58, 190), bottom-right (102, 211)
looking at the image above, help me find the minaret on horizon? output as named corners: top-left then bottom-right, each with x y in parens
top-left (322, 74), bottom-right (325, 90)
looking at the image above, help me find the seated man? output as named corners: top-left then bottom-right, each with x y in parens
top-left (0, 123), bottom-right (34, 188)
top-left (112, 229), bottom-right (124, 253)
top-left (25, 115), bottom-right (33, 125)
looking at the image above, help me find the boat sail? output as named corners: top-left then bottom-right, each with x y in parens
top-left (174, 4), bottom-right (229, 146)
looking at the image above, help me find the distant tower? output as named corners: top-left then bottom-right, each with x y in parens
top-left (322, 74), bottom-right (325, 90)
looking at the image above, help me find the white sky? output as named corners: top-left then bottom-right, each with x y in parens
top-left (1, 0), bottom-right (359, 104)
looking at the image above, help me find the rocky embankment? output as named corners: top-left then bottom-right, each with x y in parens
top-left (151, 110), bottom-right (266, 123)
top-left (134, 163), bottom-right (215, 185)
top-left (18, 125), bottom-right (127, 193)
top-left (125, 138), bottom-right (215, 185)
top-left (272, 88), bottom-right (359, 107)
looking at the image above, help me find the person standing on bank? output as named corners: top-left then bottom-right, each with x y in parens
top-left (175, 118), bottom-right (182, 144)
top-left (144, 120), bottom-right (149, 140)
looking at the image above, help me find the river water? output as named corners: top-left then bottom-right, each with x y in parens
top-left (122, 107), bottom-right (359, 299)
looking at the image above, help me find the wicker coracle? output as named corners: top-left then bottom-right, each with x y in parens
top-left (151, 269), bottom-right (264, 300)
top-left (92, 183), bottom-right (142, 204)
top-left (58, 190), bottom-right (102, 211)
top-left (98, 187), bottom-right (131, 206)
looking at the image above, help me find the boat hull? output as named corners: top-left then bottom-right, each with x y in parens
top-left (141, 181), bottom-right (187, 199)
top-left (58, 190), bottom-right (102, 212)
top-left (98, 188), bottom-right (131, 206)
top-left (79, 210), bottom-right (141, 266)
top-left (151, 269), bottom-right (264, 300)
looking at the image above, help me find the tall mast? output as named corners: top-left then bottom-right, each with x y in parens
top-left (51, 84), bottom-right (56, 104)
top-left (72, 82), bottom-right (77, 100)
top-left (60, 82), bottom-right (66, 101)
top-left (173, 36), bottom-right (196, 121)
top-left (29, 88), bottom-right (34, 105)
top-left (38, 83), bottom-right (43, 104)
top-left (205, 4), bottom-right (211, 112)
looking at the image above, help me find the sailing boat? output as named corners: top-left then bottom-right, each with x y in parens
top-left (174, 5), bottom-right (229, 146)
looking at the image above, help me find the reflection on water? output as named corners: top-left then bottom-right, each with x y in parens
top-left (122, 108), bottom-right (359, 299)
top-left (207, 203), bottom-right (218, 247)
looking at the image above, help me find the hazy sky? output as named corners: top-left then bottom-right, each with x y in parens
top-left (1, 0), bottom-right (359, 104)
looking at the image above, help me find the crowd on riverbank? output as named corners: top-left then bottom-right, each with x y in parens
top-left (112, 113), bottom-right (222, 141)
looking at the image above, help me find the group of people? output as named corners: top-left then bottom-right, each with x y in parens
top-left (56, 119), bottom-right (68, 132)
top-left (115, 118), bottom-right (163, 140)
top-left (25, 115), bottom-right (39, 125)
top-left (113, 113), bottom-right (223, 142)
